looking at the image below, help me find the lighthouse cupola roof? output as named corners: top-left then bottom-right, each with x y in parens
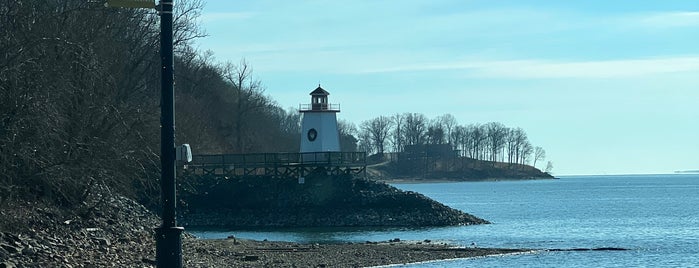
top-left (310, 85), bottom-right (330, 96)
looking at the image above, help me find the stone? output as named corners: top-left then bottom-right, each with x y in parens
top-left (243, 255), bottom-right (259, 261)
top-left (141, 258), bottom-right (157, 265)
top-left (21, 246), bottom-right (36, 255)
top-left (5, 234), bottom-right (20, 244)
top-left (0, 243), bottom-right (19, 254)
top-left (94, 238), bottom-right (110, 246)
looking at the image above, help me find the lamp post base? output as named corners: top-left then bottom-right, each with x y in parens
top-left (155, 226), bottom-right (184, 268)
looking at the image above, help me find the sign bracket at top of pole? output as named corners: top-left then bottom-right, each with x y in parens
top-left (104, 0), bottom-right (156, 9)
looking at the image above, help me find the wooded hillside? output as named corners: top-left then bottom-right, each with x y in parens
top-left (0, 0), bottom-right (305, 208)
top-left (0, 0), bottom-right (550, 210)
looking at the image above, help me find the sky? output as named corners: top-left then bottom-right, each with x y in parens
top-left (192, 0), bottom-right (699, 175)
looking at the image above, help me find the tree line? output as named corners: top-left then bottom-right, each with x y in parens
top-left (353, 113), bottom-right (550, 169)
top-left (0, 0), bottom-right (306, 207)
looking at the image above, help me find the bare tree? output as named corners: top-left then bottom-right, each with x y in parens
top-left (426, 119), bottom-right (445, 145)
top-left (505, 128), bottom-right (518, 164)
top-left (451, 125), bottom-right (467, 157)
top-left (0, 0), bottom-right (316, 207)
top-left (280, 107), bottom-right (302, 136)
top-left (520, 142), bottom-right (533, 165)
top-left (390, 113), bottom-right (405, 152)
top-left (173, 0), bottom-right (207, 48)
top-left (221, 59), bottom-right (269, 152)
top-left (0, 0), bottom-right (187, 205)
top-left (175, 50), bottom-right (232, 153)
top-left (436, 114), bottom-right (457, 146)
top-left (545, 161), bottom-right (554, 174)
top-left (533, 146), bottom-right (546, 168)
top-left (361, 116), bottom-right (393, 154)
top-left (485, 122), bottom-right (508, 162)
top-left (404, 113), bottom-right (428, 146)
top-left (338, 119), bottom-right (358, 152)
top-left (462, 124), bottom-right (486, 159)
top-left (506, 128), bottom-right (528, 164)
top-left (357, 127), bottom-right (373, 154)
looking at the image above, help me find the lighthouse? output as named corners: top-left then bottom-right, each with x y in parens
top-left (299, 85), bottom-right (341, 153)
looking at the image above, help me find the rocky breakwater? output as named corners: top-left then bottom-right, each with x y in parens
top-left (0, 186), bottom-right (160, 267)
top-left (179, 173), bottom-right (488, 227)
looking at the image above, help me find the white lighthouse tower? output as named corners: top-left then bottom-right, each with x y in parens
top-left (299, 85), bottom-right (341, 153)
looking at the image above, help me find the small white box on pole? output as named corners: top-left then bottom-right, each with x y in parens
top-left (176, 144), bottom-right (192, 163)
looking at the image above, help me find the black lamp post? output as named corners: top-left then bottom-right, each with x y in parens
top-left (155, 0), bottom-right (183, 267)
top-left (104, 0), bottom-right (183, 266)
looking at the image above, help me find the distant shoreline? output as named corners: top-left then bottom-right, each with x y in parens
top-left (674, 170), bottom-right (699, 174)
top-left (558, 173), bottom-right (696, 177)
top-left (378, 176), bottom-right (557, 184)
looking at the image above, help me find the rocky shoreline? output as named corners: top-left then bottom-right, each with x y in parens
top-left (1, 174), bottom-right (507, 267)
top-left (0, 187), bottom-right (160, 267)
top-left (0, 191), bottom-right (524, 267)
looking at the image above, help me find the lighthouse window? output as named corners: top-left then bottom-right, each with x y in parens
top-left (307, 128), bottom-right (318, 141)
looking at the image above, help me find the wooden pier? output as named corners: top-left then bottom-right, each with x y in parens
top-left (182, 152), bottom-right (366, 179)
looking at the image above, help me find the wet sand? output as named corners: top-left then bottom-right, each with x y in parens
top-left (183, 237), bottom-right (529, 267)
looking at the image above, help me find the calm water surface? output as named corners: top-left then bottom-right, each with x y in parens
top-left (192, 174), bottom-right (699, 267)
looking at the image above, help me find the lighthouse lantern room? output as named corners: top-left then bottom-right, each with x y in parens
top-left (299, 85), bottom-right (341, 153)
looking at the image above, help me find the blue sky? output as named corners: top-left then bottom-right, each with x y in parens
top-left (192, 0), bottom-right (699, 175)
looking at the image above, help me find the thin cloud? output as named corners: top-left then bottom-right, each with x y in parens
top-left (201, 12), bottom-right (256, 23)
top-left (633, 11), bottom-right (699, 28)
top-left (359, 56), bottom-right (699, 79)
top-left (475, 57), bottom-right (699, 79)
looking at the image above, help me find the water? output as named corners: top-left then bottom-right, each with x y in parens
top-left (191, 174), bottom-right (699, 267)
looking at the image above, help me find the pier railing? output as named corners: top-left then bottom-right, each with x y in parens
top-left (190, 152), bottom-right (365, 166)
top-left (184, 152), bottom-right (366, 178)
